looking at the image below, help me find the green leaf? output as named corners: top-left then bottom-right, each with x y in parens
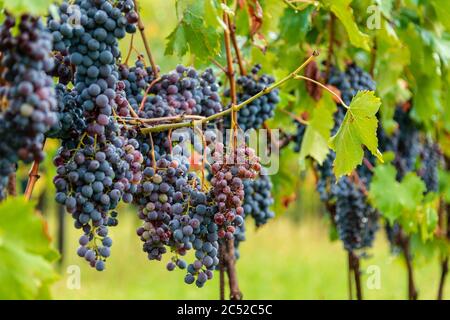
top-left (430, 0), bottom-right (450, 32)
top-left (0, 197), bottom-right (59, 299)
top-left (321, 0), bottom-right (371, 51)
top-left (278, 6), bottom-right (314, 46)
top-left (165, 1), bottom-right (222, 61)
top-left (299, 94), bottom-right (336, 165)
top-left (370, 164), bottom-right (437, 239)
top-left (329, 91), bottom-right (383, 177)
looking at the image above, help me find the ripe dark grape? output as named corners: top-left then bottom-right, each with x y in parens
top-left (225, 64), bottom-right (280, 130)
top-left (134, 153), bottom-right (219, 287)
top-left (315, 64), bottom-right (379, 253)
top-left (0, 14), bottom-right (57, 199)
top-left (419, 139), bottom-right (440, 194)
top-left (48, 0), bottom-right (142, 269)
top-left (210, 143), bottom-right (261, 239)
top-left (242, 170), bottom-right (274, 227)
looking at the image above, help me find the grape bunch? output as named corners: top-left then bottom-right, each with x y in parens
top-left (48, 0), bottom-right (143, 269)
top-left (145, 65), bottom-right (223, 117)
top-left (210, 143), bottom-right (261, 239)
top-left (328, 63), bottom-right (376, 106)
top-left (226, 64), bottom-right (280, 130)
top-left (391, 107), bottom-right (421, 180)
top-left (419, 139), bottom-right (440, 194)
top-left (54, 133), bottom-right (142, 270)
top-left (46, 84), bottom-right (86, 140)
top-left (0, 14), bottom-right (57, 199)
top-left (118, 59), bottom-right (156, 115)
top-left (293, 121), bottom-right (306, 153)
top-left (134, 153), bottom-right (220, 287)
top-left (242, 169), bottom-right (274, 227)
top-left (334, 178), bottom-right (379, 252)
top-left (315, 64), bottom-right (379, 252)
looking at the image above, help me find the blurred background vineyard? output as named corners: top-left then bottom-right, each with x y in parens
top-left (5, 0), bottom-right (446, 299)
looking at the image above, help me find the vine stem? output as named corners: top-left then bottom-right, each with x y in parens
top-left (229, 9), bottom-right (246, 76)
top-left (280, 109), bottom-right (310, 125)
top-left (347, 252), bottom-right (354, 300)
top-left (133, 0), bottom-right (159, 77)
top-left (369, 36), bottom-right (377, 78)
top-left (140, 53), bottom-right (319, 134)
top-left (124, 33), bottom-right (135, 65)
top-left (348, 251), bottom-right (363, 300)
top-left (295, 75), bottom-right (348, 108)
top-left (438, 256), bottom-right (449, 300)
top-left (350, 252), bottom-right (363, 300)
top-left (399, 233), bottom-right (418, 300)
top-left (222, 0), bottom-right (242, 300)
top-left (24, 160), bottom-right (41, 201)
top-left (325, 13), bottom-right (335, 82)
top-left (225, 239), bottom-right (242, 300)
top-left (219, 243), bottom-right (226, 300)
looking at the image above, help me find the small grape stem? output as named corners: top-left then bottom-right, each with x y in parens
top-left (363, 157), bottom-right (375, 172)
top-left (351, 171), bottom-right (368, 197)
top-left (24, 160), bottom-right (41, 201)
top-left (133, 0), bottom-right (159, 77)
top-left (7, 171), bottom-right (17, 197)
top-left (139, 77), bottom-right (162, 112)
top-left (279, 109), bottom-right (310, 125)
top-left (209, 58), bottom-right (228, 74)
top-left (124, 33), bottom-right (135, 65)
top-left (294, 75), bottom-right (348, 108)
top-left (140, 53), bottom-right (319, 134)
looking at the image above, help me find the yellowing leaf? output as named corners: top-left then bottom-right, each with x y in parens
top-left (321, 0), bottom-right (371, 51)
top-left (299, 94), bottom-right (336, 165)
top-left (329, 91), bottom-right (383, 177)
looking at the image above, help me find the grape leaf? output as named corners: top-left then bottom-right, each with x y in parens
top-left (299, 94), bottom-right (336, 165)
top-left (321, 0), bottom-right (371, 51)
top-left (370, 164), bottom-right (438, 239)
top-left (0, 197), bottom-right (59, 299)
top-left (278, 6), bottom-right (314, 46)
top-left (329, 91), bottom-right (383, 177)
top-left (165, 1), bottom-right (222, 61)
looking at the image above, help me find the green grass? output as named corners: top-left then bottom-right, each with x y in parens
top-left (49, 212), bottom-right (449, 300)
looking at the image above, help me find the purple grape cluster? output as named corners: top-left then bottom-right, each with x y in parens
top-left (48, 0), bottom-right (143, 270)
top-left (54, 133), bottom-right (143, 270)
top-left (134, 152), bottom-right (220, 287)
top-left (0, 14), bottom-right (57, 199)
top-left (315, 64), bottom-right (379, 253)
top-left (147, 65), bottom-right (223, 117)
top-left (226, 64), bottom-right (280, 130)
top-left (242, 170), bottom-right (274, 227)
top-left (49, 51), bottom-right (73, 85)
top-left (210, 143), bottom-right (261, 240)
